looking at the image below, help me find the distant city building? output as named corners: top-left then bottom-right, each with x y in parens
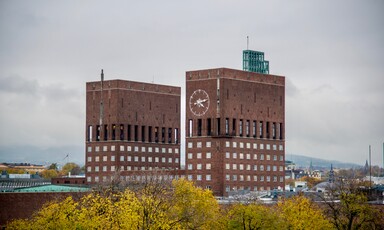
top-left (85, 71), bottom-right (181, 184)
top-left (0, 163), bottom-right (46, 173)
top-left (186, 67), bottom-right (285, 196)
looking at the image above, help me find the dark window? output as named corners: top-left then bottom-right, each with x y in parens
top-left (155, 127), bottom-right (159, 143)
top-left (266, 122), bottom-right (270, 139)
top-left (197, 119), bottom-right (202, 136)
top-left (104, 125), bottom-right (108, 141)
top-left (120, 124), bottom-right (124, 141)
top-left (216, 118), bottom-right (221, 135)
top-left (272, 122), bottom-right (276, 139)
top-left (127, 125), bottom-right (131, 141)
top-left (134, 125), bottom-right (138, 142)
top-left (246, 120), bottom-right (250, 137)
top-left (161, 127), bottom-right (165, 143)
top-left (148, 126), bottom-right (152, 142)
top-left (112, 124), bottom-right (116, 140)
top-left (279, 123), bottom-right (283, 140)
top-left (225, 118), bottom-right (229, 135)
top-left (253, 121), bottom-right (256, 138)
top-left (207, 118), bottom-right (211, 136)
top-left (232, 119), bottom-right (236, 136)
top-left (168, 128), bottom-right (172, 143)
top-left (141, 126), bottom-right (146, 142)
top-left (259, 121), bottom-right (263, 138)
top-left (96, 125), bottom-right (100, 141)
top-left (239, 119), bottom-right (243, 136)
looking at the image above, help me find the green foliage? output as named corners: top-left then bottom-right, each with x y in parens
top-left (278, 195), bottom-right (333, 230)
top-left (61, 162), bottom-right (81, 176)
top-left (227, 203), bottom-right (285, 230)
top-left (40, 169), bottom-right (58, 179)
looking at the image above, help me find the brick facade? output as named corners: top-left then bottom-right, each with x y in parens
top-left (185, 68), bottom-right (285, 196)
top-left (85, 77), bottom-right (181, 183)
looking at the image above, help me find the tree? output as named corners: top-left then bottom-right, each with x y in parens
top-left (227, 203), bottom-right (285, 230)
top-left (48, 163), bottom-right (58, 171)
top-left (277, 195), bottom-right (333, 230)
top-left (40, 169), bottom-right (58, 179)
top-left (320, 180), bottom-right (383, 229)
top-left (61, 162), bottom-right (81, 176)
top-left (170, 179), bottom-right (224, 229)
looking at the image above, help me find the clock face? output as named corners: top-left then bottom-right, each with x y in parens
top-left (189, 89), bottom-right (210, 116)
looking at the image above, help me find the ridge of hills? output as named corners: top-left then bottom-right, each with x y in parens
top-left (287, 154), bottom-right (362, 169)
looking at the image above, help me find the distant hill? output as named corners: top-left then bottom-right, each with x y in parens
top-left (287, 154), bottom-right (362, 170)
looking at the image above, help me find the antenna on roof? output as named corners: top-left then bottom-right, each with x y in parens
top-left (247, 36), bottom-right (249, 50)
top-left (100, 69), bottom-right (104, 126)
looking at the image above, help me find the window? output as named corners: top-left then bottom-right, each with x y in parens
top-left (197, 119), bottom-right (202, 136)
top-left (134, 156), bottom-right (139, 162)
top-left (232, 164), bottom-right (237, 170)
top-left (260, 154), bottom-right (264, 160)
top-left (168, 128), bottom-right (172, 143)
top-left (239, 164), bottom-right (244, 170)
top-left (95, 166), bottom-right (99, 172)
top-left (197, 153), bottom-right (202, 159)
top-left (226, 164), bottom-right (230, 170)
top-left (148, 126), bottom-right (152, 142)
top-left (120, 124), bottom-right (124, 140)
top-left (267, 176), bottom-right (271, 182)
top-left (239, 119), bottom-right (243, 136)
top-left (232, 175), bottom-right (237, 181)
top-left (206, 152), bottom-right (211, 159)
top-left (189, 119), bottom-right (193, 137)
top-left (197, 175), bottom-right (202, 181)
top-left (87, 146), bottom-right (92, 152)
top-left (103, 166), bottom-right (107, 172)
top-left (233, 152), bottom-right (237, 159)
top-left (127, 125), bottom-right (131, 141)
top-left (120, 145), bottom-right (125, 151)
top-left (197, 142), bottom-right (202, 148)
top-left (148, 157), bottom-right (152, 162)
top-left (206, 141), bottom-right (211, 147)
top-left (188, 142), bottom-right (193, 148)
top-left (273, 155), bottom-right (277, 161)
top-left (266, 155), bottom-right (270, 160)
top-left (226, 174), bottom-right (230, 181)
top-left (104, 125), bottom-right (108, 141)
top-left (246, 153), bottom-right (250, 160)
top-left (239, 153), bottom-right (244, 159)
top-left (206, 175), bottom-right (211, 181)
top-left (259, 121), bottom-right (263, 138)
top-left (155, 127), bottom-right (159, 142)
top-left (96, 125), bottom-right (100, 141)
top-left (175, 128), bottom-right (179, 143)
top-left (197, 164), bottom-right (202, 170)
top-left (103, 156), bottom-right (107, 161)
top-left (111, 155), bottom-right (115, 161)
top-left (111, 166), bottom-right (115, 171)
top-left (226, 152), bottom-right (230, 158)
top-left (141, 156), bottom-right (146, 162)
top-left (103, 146), bottom-right (108, 152)
top-left (260, 165), bottom-right (264, 171)
top-left (188, 175), bottom-right (193, 181)
top-left (161, 127), bottom-right (165, 143)
top-left (272, 122), bottom-right (276, 139)
top-left (260, 176), bottom-right (264, 181)
top-left (188, 153), bottom-right (193, 159)
top-left (253, 175), bottom-right (258, 181)
top-left (253, 154), bottom-right (257, 160)
top-left (253, 120), bottom-right (256, 137)
top-left (87, 166), bottom-right (91, 172)
top-left (95, 176), bottom-right (99, 182)
top-left (127, 156), bottom-right (131, 161)
top-left (112, 124), bottom-right (116, 140)
top-left (226, 141), bottom-right (230, 147)
top-left (206, 163), bottom-right (211, 170)
top-left (225, 118), bottom-right (229, 135)
top-left (162, 157), bottom-right (166, 163)
top-left (168, 158), bottom-right (172, 163)
top-left (134, 125), bottom-right (138, 141)
top-left (246, 164), bottom-right (251, 170)
top-left (95, 146), bottom-right (100, 152)
top-left (253, 143), bottom-right (257, 149)
top-left (87, 156), bottom-right (92, 162)
top-left (207, 118), bottom-right (211, 136)
top-left (266, 122), bottom-right (270, 139)
top-left (253, 165), bottom-right (258, 171)
top-left (246, 120), bottom-right (250, 137)
top-left (95, 156), bottom-right (99, 162)
top-left (141, 126), bottom-right (146, 142)
top-left (273, 166), bottom-right (277, 171)
top-left (267, 165), bottom-right (271, 171)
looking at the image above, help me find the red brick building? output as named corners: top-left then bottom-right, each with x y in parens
top-left (85, 71), bottom-right (181, 183)
top-left (186, 67), bottom-right (285, 196)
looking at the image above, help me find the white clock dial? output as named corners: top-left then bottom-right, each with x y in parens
top-left (189, 89), bottom-right (210, 116)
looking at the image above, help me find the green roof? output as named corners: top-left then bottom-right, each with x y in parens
top-left (13, 184), bottom-right (91, 193)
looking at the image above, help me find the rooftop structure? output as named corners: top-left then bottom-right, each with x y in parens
top-left (243, 50), bottom-right (269, 74)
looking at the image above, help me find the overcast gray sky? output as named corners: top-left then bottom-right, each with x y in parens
top-left (0, 0), bottom-right (383, 167)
